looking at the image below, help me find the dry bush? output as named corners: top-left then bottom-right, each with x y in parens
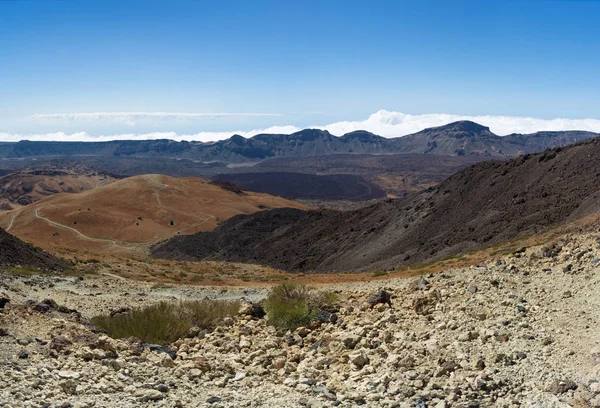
top-left (263, 282), bottom-right (338, 330)
top-left (91, 299), bottom-right (240, 345)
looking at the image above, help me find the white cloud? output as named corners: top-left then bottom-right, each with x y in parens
top-left (4, 110), bottom-right (600, 142)
top-left (0, 125), bottom-right (301, 143)
top-left (316, 110), bottom-right (600, 137)
top-left (29, 112), bottom-right (283, 126)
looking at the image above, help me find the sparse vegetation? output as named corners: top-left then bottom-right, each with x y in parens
top-left (91, 299), bottom-right (240, 345)
top-left (372, 269), bottom-right (388, 277)
top-left (263, 282), bottom-right (338, 330)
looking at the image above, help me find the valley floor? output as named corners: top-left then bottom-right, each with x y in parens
top-left (2, 232), bottom-right (600, 407)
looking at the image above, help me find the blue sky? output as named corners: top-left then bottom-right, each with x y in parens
top-left (1, 0), bottom-right (600, 141)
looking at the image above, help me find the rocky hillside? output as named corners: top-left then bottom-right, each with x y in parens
top-left (254, 153), bottom-right (485, 197)
top-left (0, 170), bottom-right (116, 210)
top-left (152, 137), bottom-right (600, 272)
top-left (1, 122), bottom-right (597, 163)
top-left (2, 234), bottom-right (600, 407)
top-left (212, 172), bottom-right (387, 201)
top-left (0, 174), bottom-right (308, 255)
top-left (0, 228), bottom-right (67, 270)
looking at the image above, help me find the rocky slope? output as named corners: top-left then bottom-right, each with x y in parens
top-left (253, 153), bottom-right (484, 197)
top-left (152, 137), bottom-right (600, 272)
top-left (212, 172), bottom-right (387, 202)
top-left (1, 122), bottom-right (597, 163)
top-left (0, 174), bottom-right (307, 255)
top-left (2, 233), bottom-right (600, 407)
top-left (0, 228), bottom-right (67, 270)
top-left (0, 170), bottom-right (116, 210)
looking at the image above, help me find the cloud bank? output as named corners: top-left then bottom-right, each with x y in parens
top-left (319, 111), bottom-right (600, 138)
top-left (5, 110), bottom-right (600, 142)
top-left (29, 111), bottom-right (283, 126)
top-left (0, 125), bottom-right (302, 143)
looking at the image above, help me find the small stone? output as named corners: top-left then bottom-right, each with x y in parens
top-left (50, 336), bottom-right (72, 352)
top-left (285, 334), bottom-right (302, 346)
top-left (206, 396), bottom-right (222, 404)
top-left (144, 343), bottom-right (176, 359)
top-left (17, 337), bottom-right (33, 346)
top-left (547, 379), bottom-right (578, 394)
top-left (314, 310), bottom-right (332, 323)
top-left (366, 290), bottom-right (393, 308)
top-left (0, 296), bottom-right (10, 309)
top-left (137, 389), bottom-right (164, 402)
top-left (155, 384), bottom-right (169, 393)
top-left (343, 334), bottom-right (361, 349)
top-left (467, 283), bottom-right (478, 294)
top-left (188, 369), bottom-right (203, 379)
top-left (416, 276), bottom-right (429, 290)
top-left (187, 326), bottom-right (201, 337)
top-left (349, 349), bottom-right (369, 368)
top-left (283, 377), bottom-right (297, 387)
top-left (60, 380), bottom-right (78, 396)
top-left (58, 371), bottom-right (81, 379)
top-left (297, 327), bottom-right (310, 338)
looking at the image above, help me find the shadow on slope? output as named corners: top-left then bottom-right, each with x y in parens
top-left (152, 138), bottom-right (600, 272)
top-left (0, 228), bottom-right (68, 270)
top-left (212, 172), bottom-right (386, 201)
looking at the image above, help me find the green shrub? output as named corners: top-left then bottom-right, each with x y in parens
top-left (91, 299), bottom-right (240, 345)
top-left (310, 290), bottom-right (339, 311)
top-left (263, 282), bottom-right (338, 330)
top-left (183, 299), bottom-right (240, 329)
top-left (372, 269), bottom-right (388, 277)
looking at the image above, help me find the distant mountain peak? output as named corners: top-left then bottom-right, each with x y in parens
top-left (291, 128), bottom-right (332, 141)
top-left (429, 120), bottom-right (491, 134)
top-left (229, 134), bottom-right (247, 145)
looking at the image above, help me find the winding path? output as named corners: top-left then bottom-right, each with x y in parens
top-left (5, 209), bottom-right (21, 232)
top-left (13, 175), bottom-right (220, 251)
top-left (33, 209), bottom-right (136, 249)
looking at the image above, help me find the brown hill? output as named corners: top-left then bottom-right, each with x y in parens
top-left (0, 174), bottom-right (307, 254)
top-left (152, 137), bottom-right (600, 272)
top-left (0, 170), bottom-right (116, 210)
top-left (0, 228), bottom-right (67, 270)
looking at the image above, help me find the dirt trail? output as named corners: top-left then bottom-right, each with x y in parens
top-left (33, 209), bottom-right (139, 250)
top-left (4, 209), bottom-right (21, 232)
top-left (145, 174), bottom-right (216, 235)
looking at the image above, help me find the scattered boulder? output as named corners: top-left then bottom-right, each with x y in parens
top-left (50, 336), bottom-right (73, 352)
top-left (144, 344), bottom-right (177, 360)
top-left (547, 379), bottom-right (578, 395)
top-left (366, 290), bottom-right (392, 309)
top-left (0, 295), bottom-right (9, 309)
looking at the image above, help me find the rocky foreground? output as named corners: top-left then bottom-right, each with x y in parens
top-left (2, 233), bottom-right (600, 407)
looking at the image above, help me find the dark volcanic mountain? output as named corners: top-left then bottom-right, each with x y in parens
top-left (254, 153), bottom-right (485, 197)
top-left (0, 228), bottom-right (68, 270)
top-left (2, 122), bottom-right (597, 163)
top-left (212, 172), bottom-right (386, 201)
top-left (152, 136), bottom-right (600, 272)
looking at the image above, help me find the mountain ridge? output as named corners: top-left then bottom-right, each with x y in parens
top-left (151, 136), bottom-right (600, 272)
top-left (3, 121), bottom-right (598, 163)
